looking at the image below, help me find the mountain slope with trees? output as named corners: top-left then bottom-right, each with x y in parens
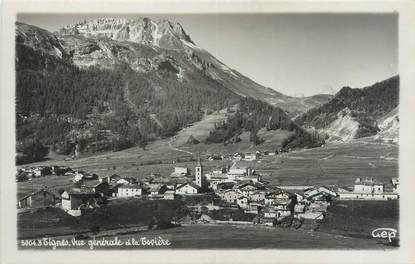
top-left (15, 19), bottom-right (326, 164)
top-left (295, 76), bottom-right (399, 142)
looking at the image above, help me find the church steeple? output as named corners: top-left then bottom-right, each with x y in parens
top-left (195, 157), bottom-right (204, 188)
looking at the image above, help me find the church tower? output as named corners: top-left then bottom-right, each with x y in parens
top-left (195, 158), bottom-right (204, 188)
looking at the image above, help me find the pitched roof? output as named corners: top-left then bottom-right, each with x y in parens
top-left (82, 180), bottom-right (105, 188)
top-left (177, 182), bottom-right (200, 190)
top-left (119, 184), bottom-right (141, 189)
top-left (18, 189), bottom-right (60, 201)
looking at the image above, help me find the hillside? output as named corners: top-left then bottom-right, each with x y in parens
top-left (295, 76), bottom-right (399, 142)
top-left (15, 19), bottom-right (324, 164)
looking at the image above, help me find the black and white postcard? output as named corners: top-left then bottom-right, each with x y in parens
top-left (1, 1), bottom-right (415, 263)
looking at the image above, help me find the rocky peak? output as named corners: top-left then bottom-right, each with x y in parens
top-left (58, 17), bottom-right (195, 50)
top-left (16, 22), bottom-right (67, 59)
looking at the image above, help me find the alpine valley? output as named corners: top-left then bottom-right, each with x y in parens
top-left (15, 18), bottom-right (398, 165)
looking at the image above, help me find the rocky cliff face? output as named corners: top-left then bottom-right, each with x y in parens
top-left (59, 18), bottom-right (194, 49)
top-left (52, 17), bottom-right (330, 116)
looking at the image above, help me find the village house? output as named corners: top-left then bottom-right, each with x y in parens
top-left (243, 152), bottom-right (259, 161)
top-left (171, 167), bottom-right (190, 177)
top-left (116, 177), bottom-right (138, 185)
top-left (265, 190), bottom-right (294, 216)
top-left (220, 189), bottom-right (243, 204)
top-left (99, 174), bottom-right (122, 184)
top-left (117, 184), bottom-right (142, 198)
top-left (208, 173), bottom-right (230, 190)
top-left (61, 190), bottom-right (103, 216)
top-left (238, 183), bottom-right (259, 198)
top-left (33, 166), bottom-right (52, 177)
top-left (303, 186), bottom-right (338, 202)
top-left (17, 189), bottom-right (59, 210)
top-left (145, 183), bottom-right (168, 196)
top-left (250, 190), bottom-right (267, 202)
top-left (163, 190), bottom-right (175, 200)
top-left (80, 180), bottom-right (110, 196)
top-left (354, 178), bottom-right (383, 193)
top-left (52, 166), bottom-right (73, 176)
top-left (109, 183), bottom-right (122, 197)
top-left (244, 201), bottom-right (263, 214)
top-left (338, 178), bottom-right (399, 200)
top-left (175, 182), bottom-right (200, 195)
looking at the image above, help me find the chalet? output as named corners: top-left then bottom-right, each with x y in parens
top-left (146, 183), bottom-right (168, 196)
top-left (308, 201), bottom-right (329, 213)
top-left (265, 190), bottom-right (293, 208)
top-left (80, 180), bottom-right (109, 195)
top-left (250, 190), bottom-right (266, 202)
top-left (175, 182), bottom-right (200, 195)
top-left (221, 189), bottom-right (243, 204)
top-left (117, 177), bottom-right (138, 185)
top-left (238, 183), bottom-right (258, 198)
top-left (117, 185), bottom-right (142, 197)
top-left (17, 189), bottom-right (59, 210)
top-left (61, 190), bottom-right (102, 216)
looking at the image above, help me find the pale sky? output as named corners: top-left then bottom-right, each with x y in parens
top-left (17, 13), bottom-right (398, 96)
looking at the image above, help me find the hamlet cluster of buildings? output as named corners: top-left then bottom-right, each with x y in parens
top-left (17, 157), bottom-right (400, 221)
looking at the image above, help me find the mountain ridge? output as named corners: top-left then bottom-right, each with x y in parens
top-left (15, 19), bottom-right (328, 164)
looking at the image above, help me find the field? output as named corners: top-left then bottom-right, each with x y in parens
top-left (17, 136), bottom-right (399, 249)
top-left (18, 199), bottom-right (186, 239)
top-left (18, 138), bottom-right (398, 199)
top-left (319, 200), bottom-right (399, 240)
top-left (18, 199), bottom-right (398, 249)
